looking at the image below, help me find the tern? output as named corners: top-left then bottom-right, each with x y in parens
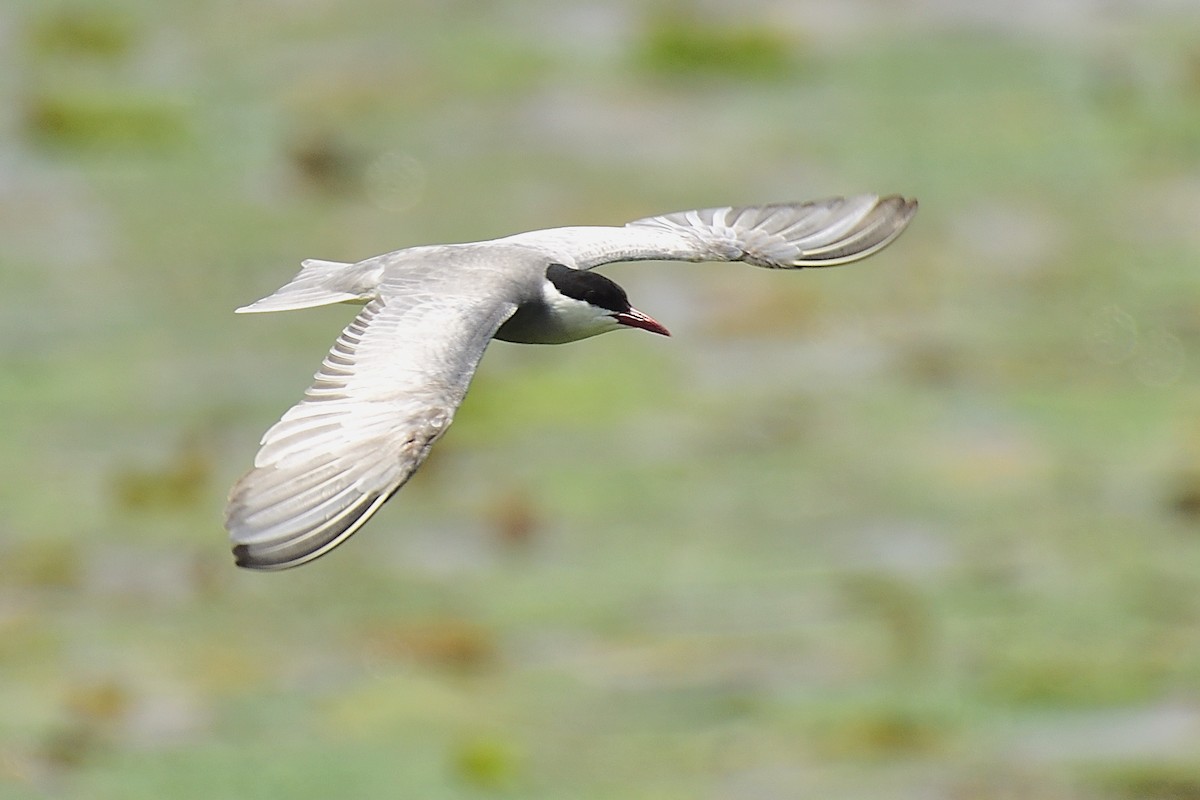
top-left (226, 194), bottom-right (918, 570)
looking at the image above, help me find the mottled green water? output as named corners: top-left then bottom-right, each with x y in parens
top-left (4, 2), bottom-right (1200, 797)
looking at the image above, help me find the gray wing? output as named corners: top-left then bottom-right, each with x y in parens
top-left (225, 291), bottom-right (517, 570)
top-left (498, 195), bottom-right (917, 270)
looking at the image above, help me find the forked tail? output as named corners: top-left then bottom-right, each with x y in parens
top-left (236, 259), bottom-right (371, 313)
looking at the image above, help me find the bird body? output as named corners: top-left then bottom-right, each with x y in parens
top-left (226, 195), bottom-right (918, 570)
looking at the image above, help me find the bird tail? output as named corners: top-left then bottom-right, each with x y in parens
top-left (236, 259), bottom-right (371, 313)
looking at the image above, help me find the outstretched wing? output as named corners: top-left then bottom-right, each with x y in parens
top-left (498, 195), bottom-right (917, 270)
top-left (225, 291), bottom-right (517, 570)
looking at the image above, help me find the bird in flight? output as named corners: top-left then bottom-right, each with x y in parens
top-left (226, 195), bottom-right (918, 570)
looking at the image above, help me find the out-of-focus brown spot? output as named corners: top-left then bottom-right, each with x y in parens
top-left (41, 725), bottom-right (101, 771)
top-left (30, 9), bottom-right (135, 60)
top-left (112, 436), bottom-right (210, 511)
top-left (289, 131), bottom-right (363, 196)
top-left (38, 678), bottom-right (129, 772)
top-left (362, 619), bottom-right (495, 672)
top-left (7, 539), bottom-right (80, 589)
top-left (24, 91), bottom-right (186, 150)
top-left (1101, 769), bottom-right (1200, 800)
top-left (840, 573), bottom-right (934, 672)
top-left (1170, 471), bottom-right (1200, 519)
top-left (900, 338), bottom-right (962, 386)
top-left (64, 679), bottom-right (130, 723)
top-left (704, 283), bottom-right (822, 337)
top-left (487, 489), bottom-right (539, 549)
top-left (816, 706), bottom-right (945, 758)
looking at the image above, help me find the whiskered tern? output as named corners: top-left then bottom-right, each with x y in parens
top-left (226, 195), bottom-right (918, 570)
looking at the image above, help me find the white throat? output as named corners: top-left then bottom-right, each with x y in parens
top-left (541, 280), bottom-right (622, 341)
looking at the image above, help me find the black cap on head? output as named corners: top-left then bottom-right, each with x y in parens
top-left (545, 263), bottom-right (630, 313)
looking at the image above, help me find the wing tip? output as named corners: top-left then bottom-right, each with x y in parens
top-left (232, 542), bottom-right (284, 571)
top-left (882, 193), bottom-right (919, 217)
top-left (231, 540), bottom-right (329, 571)
top-left (784, 193), bottom-right (918, 268)
top-left (226, 481), bottom-right (396, 571)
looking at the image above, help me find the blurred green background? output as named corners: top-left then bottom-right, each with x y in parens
top-left (4, 0), bottom-right (1200, 797)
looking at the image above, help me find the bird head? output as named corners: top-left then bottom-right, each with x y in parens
top-left (543, 263), bottom-right (670, 341)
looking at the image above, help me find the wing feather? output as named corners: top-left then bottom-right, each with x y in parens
top-left (624, 195), bottom-right (916, 268)
top-left (226, 293), bottom-right (516, 570)
top-left (497, 195), bottom-right (916, 270)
